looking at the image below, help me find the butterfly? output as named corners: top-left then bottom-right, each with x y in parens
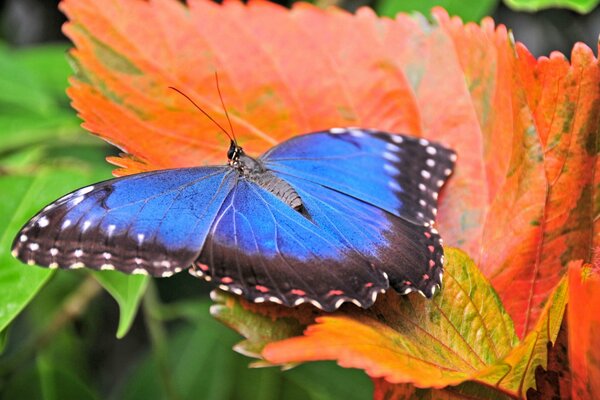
top-left (12, 127), bottom-right (455, 311)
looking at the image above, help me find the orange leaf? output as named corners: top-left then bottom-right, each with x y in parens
top-left (60, 0), bottom-right (422, 174)
top-left (568, 260), bottom-right (600, 400)
top-left (61, 0), bottom-right (599, 340)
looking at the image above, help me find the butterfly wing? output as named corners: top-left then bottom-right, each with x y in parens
top-left (193, 179), bottom-right (390, 311)
top-left (260, 128), bottom-right (456, 297)
top-left (12, 167), bottom-right (235, 277)
top-left (261, 128), bottom-right (456, 226)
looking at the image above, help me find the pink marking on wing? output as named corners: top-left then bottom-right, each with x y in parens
top-left (221, 277), bottom-right (233, 284)
top-left (328, 289), bottom-right (344, 296)
top-left (291, 289), bottom-right (306, 296)
top-left (428, 245), bottom-right (435, 252)
top-left (197, 263), bottom-right (209, 271)
top-left (255, 285), bottom-right (269, 293)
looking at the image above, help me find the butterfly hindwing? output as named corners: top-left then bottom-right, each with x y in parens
top-left (193, 179), bottom-right (389, 311)
top-left (280, 175), bottom-right (444, 297)
top-left (12, 167), bottom-right (235, 277)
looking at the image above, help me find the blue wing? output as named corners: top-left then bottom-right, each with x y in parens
top-left (193, 179), bottom-right (390, 311)
top-left (257, 128), bottom-right (455, 298)
top-left (261, 128), bottom-right (456, 226)
top-left (12, 167), bottom-right (235, 277)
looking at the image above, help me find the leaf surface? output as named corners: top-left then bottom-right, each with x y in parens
top-left (504, 0), bottom-right (599, 13)
top-left (260, 249), bottom-right (567, 395)
top-left (568, 261), bottom-right (600, 400)
top-left (93, 270), bottom-right (148, 338)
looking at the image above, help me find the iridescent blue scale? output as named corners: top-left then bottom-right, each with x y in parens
top-left (12, 128), bottom-right (456, 311)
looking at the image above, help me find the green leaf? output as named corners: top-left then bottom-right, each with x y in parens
top-left (476, 276), bottom-right (568, 397)
top-left (503, 0), bottom-right (599, 13)
top-left (15, 44), bottom-right (72, 101)
top-left (93, 270), bottom-right (149, 338)
top-left (0, 164), bottom-right (111, 332)
top-left (375, 0), bottom-right (499, 22)
top-left (116, 301), bottom-right (370, 400)
top-left (34, 324), bottom-right (99, 400)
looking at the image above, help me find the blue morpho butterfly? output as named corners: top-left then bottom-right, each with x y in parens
top-left (12, 88), bottom-right (456, 311)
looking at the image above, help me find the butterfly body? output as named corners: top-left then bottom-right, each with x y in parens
top-left (12, 128), bottom-right (456, 311)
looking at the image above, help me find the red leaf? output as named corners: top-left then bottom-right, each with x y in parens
top-left (568, 260), bottom-right (600, 400)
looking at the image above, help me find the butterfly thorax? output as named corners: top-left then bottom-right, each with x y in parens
top-left (229, 144), bottom-right (304, 212)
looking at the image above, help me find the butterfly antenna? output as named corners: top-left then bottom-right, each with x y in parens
top-left (214, 71), bottom-right (237, 145)
top-left (168, 86), bottom-right (234, 143)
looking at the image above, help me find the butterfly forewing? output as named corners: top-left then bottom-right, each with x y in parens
top-left (12, 167), bottom-right (234, 276)
top-left (262, 128), bottom-right (456, 227)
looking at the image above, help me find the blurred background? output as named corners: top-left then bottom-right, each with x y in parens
top-left (0, 1), bottom-right (597, 399)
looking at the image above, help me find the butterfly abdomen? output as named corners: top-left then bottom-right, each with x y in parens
top-left (237, 151), bottom-right (304, 212)
top-left (247, 170), bottom-right (304, 211)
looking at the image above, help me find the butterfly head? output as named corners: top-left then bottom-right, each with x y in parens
top-left (227, 140), bottom-right (243, 162)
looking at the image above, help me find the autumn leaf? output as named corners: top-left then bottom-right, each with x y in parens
top-left (568, 260), bottom-right (600, 400)
top-left (60, 0), bottom-right (598, 395)
top-left (211, 249), bottom-right (568, 397)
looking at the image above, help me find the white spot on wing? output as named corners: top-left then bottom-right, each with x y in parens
top-left (61, 219), bottom-right (71, 229)
top-left (20, 234), bottom-right (28, 242)
top-left (76, 186), bottom-right (94, 196)
top-left (74, 249), bottom-right (83, 258)
top-left (384, 164), bottom-right (399, 175)
top-left (70, 262), bottom-right (84, 269)
top-left (426, 159), bottom-right (435, 167)
top-left (426, 145), bottom-right (437, 155)
top-left (38, 216), bottom-right (49, 228)
top-left (334, 298), bottom-right (345, 309)
top-left (349, 129), bottom-right (365, 137)
top-left (107, 224), bottom-right (116, 237)
top-left (50, 248), bottom-right (58, 256)
top-left (268, 296), bottom-right (283, 304)
top-left (383, 152), bottom-right (400, 162)
top-left (132, 268), bottom-right (148, 275)
top-left (103, 252), bottom-right (111, 260)
top-left (386, 143), bottom-right (400, 152)
top-left (388, 181), bottom-right (401, 191)
top-left (161, 271), bottom-right (174, 277)
top-left (29, 243), bottom-right (39, 251)
top-left (82, 220), bottom-right (92, 232)
top-left (71, 196), bottom-right (84, 205)
top-left (421, 170), bottom-right (431, 179)
top-left (49, 262), bottom-right (58, 269)
top-left (419, 138), bottom-right (430, 146)
top-left (329, 127), bottom-right (346, 134)
top-left (137, 233), bottom-right (145, 245)
top-left (101, 264), bottom-right (114, 270)
top-left (390, 135), bottom-right (404, 144)
top-left (449, 153), bottom-right (457, 162)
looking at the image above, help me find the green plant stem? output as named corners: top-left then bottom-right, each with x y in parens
top-left (142, 280), bottom-right (181, 400)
